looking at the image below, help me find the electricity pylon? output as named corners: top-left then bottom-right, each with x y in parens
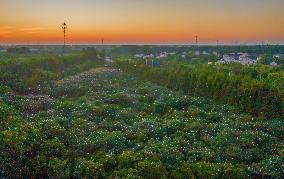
top-left (62, 22), bottom-right (67, 53)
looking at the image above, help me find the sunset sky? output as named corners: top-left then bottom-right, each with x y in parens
top-left (0, 0), bottom-right (284, 45)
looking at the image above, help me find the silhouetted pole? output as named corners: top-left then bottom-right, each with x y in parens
top-left (195, 35), bottom-right (198, 51)
top-left (62, 22), bottom-right (67, 53)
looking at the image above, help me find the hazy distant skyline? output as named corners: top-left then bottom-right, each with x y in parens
top-left (1, 0), bottom-right (284, 45)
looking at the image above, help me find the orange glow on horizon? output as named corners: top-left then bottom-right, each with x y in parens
top-left (1, 0), bottom-right (284, 44)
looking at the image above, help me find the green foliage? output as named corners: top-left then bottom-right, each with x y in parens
top-left (7, 47), bottom-right (30, 54)
top-left (115, 59), bottom-right (283, 119)
top-left (0, 50), bottom-right (103, 94)
top-left (137, 160), bottom-right (168, 179)
top-left (0, 103), bottom-right (20, 130)
top-left (250, 156), bottom-right (284, 177)
top-left (0, 54), bottom-right (283, 178)
top-left (48, 158), bottom-right (68, 177)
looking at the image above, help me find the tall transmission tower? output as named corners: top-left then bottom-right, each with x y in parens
top-left (62, 22), bottom-right (67, 53)
top-left (101, 38), bottom-right (104, 45)
top-left (195, 35), bottom-right (198, 46)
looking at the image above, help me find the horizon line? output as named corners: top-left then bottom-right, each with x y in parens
top-left (1, 43), bottom-right (284, 46)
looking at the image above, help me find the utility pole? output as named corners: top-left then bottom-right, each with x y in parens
top-left (101, 38), bottom-right (104, 45)
top-left (195, 35), bottom-right (198, 46)
top-left (194, 35), bottom-right (199, 54)
top-left (62, 22), bottom-right (67, 53)
top-left (195, 35), bottom-right (199, 53)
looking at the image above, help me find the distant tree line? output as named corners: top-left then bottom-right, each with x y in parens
top-left (115, 60), bottom-right (283, 119)
top-left (0, 48), bottom-right (104, 95)
top-left (108, 45), bottom-right (284, 55)
top-left (7, 47), bottom-right (30, 54)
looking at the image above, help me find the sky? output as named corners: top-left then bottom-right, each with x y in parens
top-left (0, 0), bottom-right (284, 45)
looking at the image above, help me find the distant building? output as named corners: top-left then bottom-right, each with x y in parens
top-left (217, 52), bottom-right (258, 65)
top-left (156, 52), bottom-right (168, 59)
top-left (156, 52), bottom-right (175, 59)
top-left (273, 54), bottom-right (284, 59)
top-left (270, 62), bottom-right (278, 66)
top-left (257, 56), bottom-right (262, 61)
top-left (134, 54), bottom-right (144, 58)
top-left (181, 52), bottom-right (187, 59)
top-left (239, 53), bottom-right (257, 65)
top-left (194, 50), bottom-right (200, 56)
top-left (105, 56), bottom-right (113, 63)
top-left (134, 51), bottom-right (175, 60)
top-left (212, 51), bottom-right (219, 56)
top-left (202, 51), bottom-right (210, 55)
top-left (143, 54), bottom-right (154, 59)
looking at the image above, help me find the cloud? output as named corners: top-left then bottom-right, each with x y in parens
top-left (18, 27), bottom-right (49, 32)
top-left (0, 26), bottom-right (54, 38)
top-left (0, 28), bottom-right (13, 36)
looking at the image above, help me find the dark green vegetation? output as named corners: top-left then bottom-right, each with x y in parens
top-left (108, 45), bottom-right (284, 56)
top-left (0, 46), bottom-right (283, 178)
top-left (6, 47), bottom-right (31, 54)
top-left (0, 47), bottom-right (104, 94)
top-left (115, 59), bottom-right (283, 119)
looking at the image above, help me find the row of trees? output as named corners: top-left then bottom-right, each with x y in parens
top-left (114, 60), bottom-right (283, 119)
top-left (108, 45), bottom-right (284, 56)
top-left (0, 48), bottom-right (104, 94)
top-left (7, 47), bottom-right (30, 54)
